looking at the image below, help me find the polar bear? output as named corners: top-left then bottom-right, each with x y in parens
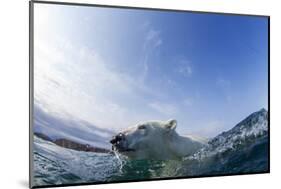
top-left (110, 119), bottom-right (207, 160)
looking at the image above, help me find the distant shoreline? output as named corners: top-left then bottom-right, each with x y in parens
top-left (34, 132), bottom-right (111, 153)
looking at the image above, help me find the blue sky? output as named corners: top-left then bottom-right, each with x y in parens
top-left (34, 3), bottom-right (268, 138)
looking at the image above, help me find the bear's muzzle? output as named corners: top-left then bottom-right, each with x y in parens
top-left (110, 133), bottom-right (125, 144)
top-left (110, 133), bottom-right (135, 152)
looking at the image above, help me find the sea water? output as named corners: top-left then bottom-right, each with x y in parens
top-left (32, 133), bottom-right (268, 186)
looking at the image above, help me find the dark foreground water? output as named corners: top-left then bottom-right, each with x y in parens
top-left (32, 109), bottom-right (269, 187)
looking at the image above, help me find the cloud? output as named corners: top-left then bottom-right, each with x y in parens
top-left (148, 102), bottom-right (178, 116)
top-left (34, 37), bottom-right (133, 130)
top-left (176, 59), bottom-right (193, 77)
top-left (216, 78), bottom-right (230, 88)
top-left (34, 8), bottom-right (172, 133)
top-left (139, 23), bottom-right (163, 83)
top-left (34, 33), bottom-right (169, 132)
top-left (144, 28), bottom-right (162, 49)
top-left (178, 65), bottom-right (193, 77)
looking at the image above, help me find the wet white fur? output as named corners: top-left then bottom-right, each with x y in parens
top-left (117, 119), bottom-right (206, 160)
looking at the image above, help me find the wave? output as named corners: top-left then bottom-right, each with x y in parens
top-left (177, 108), bottom-right (269, 175)
top-left (32, 108), bottom-right (269, 187)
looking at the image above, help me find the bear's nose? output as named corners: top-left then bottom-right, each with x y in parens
top-left (110, 133), bottom-right (125, 144)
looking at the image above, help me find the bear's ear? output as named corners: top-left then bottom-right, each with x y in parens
top-left (164, 119), bottom-right (177, 131)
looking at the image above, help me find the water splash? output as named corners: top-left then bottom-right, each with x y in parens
top-left (112, 150), bottom-right (125, 173)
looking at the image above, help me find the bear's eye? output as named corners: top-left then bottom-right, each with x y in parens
top-left (138, 125), bottom-right (146, 130)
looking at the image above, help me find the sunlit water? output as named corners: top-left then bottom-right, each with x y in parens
top-left (32, 110), bottom-right (269, 187)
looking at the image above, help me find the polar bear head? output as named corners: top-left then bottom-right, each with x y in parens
top-left (110, 119), bottom-right (178, 160)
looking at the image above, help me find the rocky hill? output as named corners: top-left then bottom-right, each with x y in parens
top-left (34, 132), bottom-right (110, 153)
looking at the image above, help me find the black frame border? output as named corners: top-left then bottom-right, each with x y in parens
top-left (29, 0), bottom-right (270, 188)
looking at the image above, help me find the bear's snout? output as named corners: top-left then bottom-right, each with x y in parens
top-left (110, 133), bottom-right (125, 144)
